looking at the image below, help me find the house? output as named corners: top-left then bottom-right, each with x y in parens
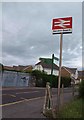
top-left (34, 58), bottom-right (59, 76)
top-left (61, 66), bottom-right (79, 84)
top-left (78, 70), bottom-right (84, 82)
top-left (61, 66), bottom-right (78, 78)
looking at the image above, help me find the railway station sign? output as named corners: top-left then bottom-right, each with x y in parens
top-left (51, 16), bottom-right (72, 113)
top-left (52, 17), bottom-right (72, 34)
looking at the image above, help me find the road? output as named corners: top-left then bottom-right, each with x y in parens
top-left (2, 87), bottom-right (45, 105)
top-left (2, 87), bottom-right (73, 105)
top-left (1, 87), bottom-right (76, 118)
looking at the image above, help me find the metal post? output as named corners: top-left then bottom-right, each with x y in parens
top-left (57, 33), bottom-right (63, 113)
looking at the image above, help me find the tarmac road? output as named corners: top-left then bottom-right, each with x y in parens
top-left (1, 87), bottom-right (76, 118)
top-left (2, 87), bottom-right (45, 105)
top-left (2, 87), bottom-right (73, 105)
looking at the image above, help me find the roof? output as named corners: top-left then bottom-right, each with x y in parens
top-left (13, 65), bottom-right (33, 71)
top-left (78, 70), bottom-right (84, 77)
top-left (2, 65), bottom-right (33, 72)
top-left (0, 64), bottom-right (3, 71)
top-left (62, 66), bottom-right (77, 74)
top-left (35, 61), bottom-right (59, 70)
top-left (39, 58), bottom-right (52, 64)
top-left (3, 66), bottom-right (15, 71)
top-left (0, 63), bottom-right (3, 66)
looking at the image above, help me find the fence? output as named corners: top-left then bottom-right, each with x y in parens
top-left (0, 70), bottom-right (30, 87)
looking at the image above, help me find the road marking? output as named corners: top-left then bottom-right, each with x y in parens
top-left (0, 96), bottom-right (44, 107)
top-left (9, 94), bottom-right (16, 97)
top-left (16, 91), bottom-right (39, 94)
top-left (0, 95), bottom-right (56, 107)
top-left (20, 96), bottom-right (44, 101)
top-left (0, 100), bottom-right (25, 107)
top-left (0, 94), bottom-right (7, 96)
top-left (0, 94), bottom-right (16, 97)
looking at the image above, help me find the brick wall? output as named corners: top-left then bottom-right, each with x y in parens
top-left (61, 67), bottom-right (70, 77)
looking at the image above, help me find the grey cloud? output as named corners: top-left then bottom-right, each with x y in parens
top-left (2, 2), bottom-right (82, 69)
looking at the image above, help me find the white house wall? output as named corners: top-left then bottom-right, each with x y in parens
top-left (34, 65), bottom-right (43, 71)
top-left (75, 70), bottom-right (78, 79)
top-left (53, 69), bottom-right (59, 76)
top-left (71, 70), bottom-right (78, 80)
top-left (34, 65), bottom-right (59, 76)
top-left (44, 68), bottom-right (59, 76)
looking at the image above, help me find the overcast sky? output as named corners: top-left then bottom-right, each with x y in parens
top-left (1, 2), bottom-right (82, 69)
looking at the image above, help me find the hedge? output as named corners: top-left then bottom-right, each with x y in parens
top-left (32, 70), bottom-right (71, 88)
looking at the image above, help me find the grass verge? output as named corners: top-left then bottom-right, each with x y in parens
top-left (58, 98), bottom-right (83, 118)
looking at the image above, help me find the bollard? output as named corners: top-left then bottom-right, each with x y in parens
top-left (43, 82), bottom-right (52, 115)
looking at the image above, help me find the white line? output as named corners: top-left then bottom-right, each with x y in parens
top-left (0, 100), bottom-right (25, 107)
top-left (0, 95), bottom-right (56, 107)
top-left (16, 91), bottom-right (39, 94)
top-left (0, 94), bottom-right (7, 96)
top-left (9, 94), bottom-right (16, 97)
top-left (0, 94), bottom-right (16, 97)
top-left (0, 96), bottom-right (44, 107)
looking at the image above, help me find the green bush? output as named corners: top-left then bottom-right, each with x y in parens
top-left (79, 80), bottom-right (84, 98)
top-left (61, 77), bottom-right (71, 87)
top-left (32, 70), bottom-right (48, 87)
top-left (31, 70), bottom-right (71, 88)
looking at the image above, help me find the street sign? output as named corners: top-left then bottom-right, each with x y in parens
top-left (52, 16), bottom-right (72, 116)
top-left (52, 17), bottom-right (72, 34)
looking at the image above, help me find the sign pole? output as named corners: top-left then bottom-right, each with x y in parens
top-left (57, 33), bottom-right (63, 113)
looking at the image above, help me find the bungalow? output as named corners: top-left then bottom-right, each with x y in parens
top-left (34, 58), bottom-right (59, 76)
